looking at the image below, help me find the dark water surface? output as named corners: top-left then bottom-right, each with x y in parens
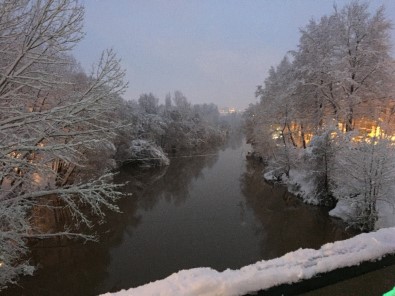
top-left (5, 137), bottom-right (355, 296)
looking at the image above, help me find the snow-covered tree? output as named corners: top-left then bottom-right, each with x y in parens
top-left (292, 14), bottom-right (342, 129)
top-left (0, 0), bottom-right (126, 288)
top-left (138, 93), bottom-right (159, 114)
top-left (293, 1), bottom-right (393, 131)
top-left (255, 57), bottom-right (299, 177)
top-left (122, 90), bottom-right (225, 158)
top-left (301, 127), bottom-right (338, 206)
top-left (247, 1), bottom-right (395, 229)
top-left (333, 2), bottom-right (393, 131)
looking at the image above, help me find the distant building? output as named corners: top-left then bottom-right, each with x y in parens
top-left (219, 107), bottom-right (237, 115)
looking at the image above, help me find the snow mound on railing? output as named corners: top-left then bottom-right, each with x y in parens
top-left (100, 227), bottom-right (395, 296)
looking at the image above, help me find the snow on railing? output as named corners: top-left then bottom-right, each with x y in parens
top-left (100, 227), bottom-right (395, 296)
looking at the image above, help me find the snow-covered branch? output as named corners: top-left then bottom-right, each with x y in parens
top-left (0, 0), bottom-right (128, 289)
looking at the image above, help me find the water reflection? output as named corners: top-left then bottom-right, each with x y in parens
top-left (5, 184), bottom-right (142, 296)
top-left (116, 151), bottom-right (219, 211)
top-left (240, 160), bottom-right (356, 260)
top-left (5, 148), bottom-right (219, 296)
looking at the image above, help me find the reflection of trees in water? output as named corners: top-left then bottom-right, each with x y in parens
top-left (6, 184), bottom-right (142, 296)
top-left (117, 152), bottom-right (219, 210)
top-left (240, 159), bottom-right (357, 260)
top-left (7, 152), bottom-right (219, 296)
top-left (4, 170), bottom-right (151, 295)
top-left (226, 130), bottom-right (244, 150)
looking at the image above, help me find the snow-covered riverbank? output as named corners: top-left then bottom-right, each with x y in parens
top-left (101, 227), bottom-right (395, 296)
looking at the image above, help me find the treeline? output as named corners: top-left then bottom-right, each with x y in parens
top-left (113, 91), bottom-right (226, 166)
top-left (245, 2), bottom-right (395, 231)
top-left (0, 0), bottom-right (225, 288)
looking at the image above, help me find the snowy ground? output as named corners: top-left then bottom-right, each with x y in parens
top-left (330, 198), bottom-right (395, 229)
top-left (100, 227), bottom-right (395, 296)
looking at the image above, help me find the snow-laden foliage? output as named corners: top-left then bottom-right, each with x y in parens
top-left (331, 136), bottom-right (395, 231)
top-left (246, 1), bottom-right (395, 230)
top-left (114, 91), bottom-right (226, 162)
top-left (158, 91), bottom-right (226, 153)
top-left (128, 140), bottom-right (170, 167)
top-left (297, 127), bottom-right (337, 206)
top-left (0, 0), bottom-right (127, 288)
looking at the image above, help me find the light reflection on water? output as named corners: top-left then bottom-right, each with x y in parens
top-left (6, 135), bottom-right (355, 296)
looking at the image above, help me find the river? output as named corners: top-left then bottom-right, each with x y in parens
top-left (5, 136), bottom-right (355, 296)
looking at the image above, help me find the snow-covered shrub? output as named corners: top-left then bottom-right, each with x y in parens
top-left (331, 136), bottom-right (395, 231)
top-left (263, 144), bottom-right (298, 182)
top-left (299, 128), bottom-right (337, 206)
top-left (128, 140), bottom-right (170, 167)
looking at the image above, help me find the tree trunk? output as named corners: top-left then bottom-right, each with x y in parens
top-left (346, 107), bottom-right (354, 132)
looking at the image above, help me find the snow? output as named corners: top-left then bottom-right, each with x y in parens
top-left (330, 196), bottom-right (395, 229)
top-left (377, 198), bottom-right (395, 229)
top-left (263, 168), bottom-right (320, 206)
top-left (287, 169), bottom-right (319, 205)
top-left (328, 186), bottom-right (395, 229)
top-left (128, 140), bottom-right (170, 167)
top-left (329, 199), bottom-right (357, 221)
top-left (263, 170), bottom-right (276, 181)
top-left (100, 227), bottom-right (395, 296)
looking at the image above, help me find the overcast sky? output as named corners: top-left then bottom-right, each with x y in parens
top-left (74, 0), bottom-right (395, 110)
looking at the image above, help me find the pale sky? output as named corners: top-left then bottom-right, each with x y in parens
top-left (74, 0), bottom-right (395, 110)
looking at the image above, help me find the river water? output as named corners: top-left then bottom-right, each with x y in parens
top-left (6, 136), bottom-right (355, 296)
